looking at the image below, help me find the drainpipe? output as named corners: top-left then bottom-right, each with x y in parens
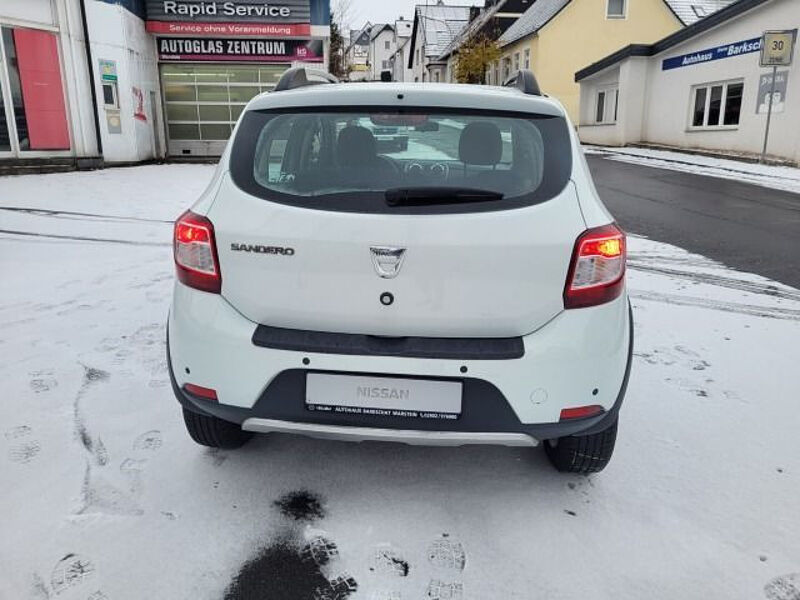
top-left (78, 0), bottom-right (104, 162)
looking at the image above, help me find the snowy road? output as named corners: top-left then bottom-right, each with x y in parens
top-left (1, 165), bottom-right (799, 600)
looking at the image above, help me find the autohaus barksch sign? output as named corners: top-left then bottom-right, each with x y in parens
top-left (146, 0), bottom-right (311, 36)
top-left (662, 37), bottom-right (762, 70)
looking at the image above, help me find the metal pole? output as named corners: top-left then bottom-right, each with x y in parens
top-left (760, 65), bottom-right (777, 163)
top-left (78, 0), bottom-right (103, 159)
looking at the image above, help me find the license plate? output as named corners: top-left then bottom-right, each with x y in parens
top-left (306, 373), bottom-right (462, 420)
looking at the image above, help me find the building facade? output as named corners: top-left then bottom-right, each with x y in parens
top-left (494, 0), bottom-right (734, 122)
top-left (0, 0), bottom-right (331, 167)
top-left (368, 24), bottom-right (394, 81)
top-left (576, 0), bottom-right (799, 164)
top-left (408, 3), bottom-right (471, 82)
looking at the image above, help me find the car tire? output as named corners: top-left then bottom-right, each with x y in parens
top-left (182, 407), bottom-right (253, 449)
top-left (543, 419), bottom-right (617, 474)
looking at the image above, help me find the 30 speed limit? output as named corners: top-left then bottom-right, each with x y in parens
top-left (760, 30), bottom-right (797, 66)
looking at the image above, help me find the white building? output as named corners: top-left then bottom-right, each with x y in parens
top-left (346, 23), bottom-right (371, 81)
top-left (368, 23), bottom-right (395, 81)
top-left (576, 0), bottom-right (799, 164)
top-left (1, 0), bottom-right (331, 168)
top-left (388, 17), bottom-right (414, 81)
top-left (408, 2), bottom-right (473, 82)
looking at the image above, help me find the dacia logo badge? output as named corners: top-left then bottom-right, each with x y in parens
top-left (370, 246), bottom-right (406, 279)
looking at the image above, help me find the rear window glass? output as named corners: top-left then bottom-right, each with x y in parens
top-left (230, 108), bottom-right (572, 214)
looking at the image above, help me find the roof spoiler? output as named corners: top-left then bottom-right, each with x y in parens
top-left (274, 67), bottom-right (339, 92)
top-left (503, 70), bottom-right (542, 96)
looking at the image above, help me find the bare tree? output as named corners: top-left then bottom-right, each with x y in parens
top-left (332, 0), bottom-right (357, 34)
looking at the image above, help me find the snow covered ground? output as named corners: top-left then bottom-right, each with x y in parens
top-left (584, 145), bottom-right (800, 196)
top-left (1, 165), bottom-right (799, 600)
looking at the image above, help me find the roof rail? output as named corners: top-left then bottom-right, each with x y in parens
top-left (274, 67), bottom-right (339, 92)
top-left (503, 70), bottom-right (542, 96)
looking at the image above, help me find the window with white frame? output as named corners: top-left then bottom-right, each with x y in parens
top-left (594, 86), bottom-right (619, 124)
top-left (523, 48), bottom-right (530, 69)
top-left (690, 80), bottom-right (744, 128)
top-left (607, 0), bottom-right (626, 18)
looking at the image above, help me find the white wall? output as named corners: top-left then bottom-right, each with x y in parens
top-left (85, 1), bottom-right (161, 163)
top-left (579, 0), bottom-right (800, 163)
top-left (369, 28), bottom-right (395, 80)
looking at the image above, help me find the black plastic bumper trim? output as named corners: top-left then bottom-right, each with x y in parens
top-left (251, 324), bottom-right (524, 360)
top-left (168, 301), bottom-right (633, 442)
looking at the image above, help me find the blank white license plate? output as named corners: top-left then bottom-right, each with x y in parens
top-left (306, 373), bottom-right (462, 420)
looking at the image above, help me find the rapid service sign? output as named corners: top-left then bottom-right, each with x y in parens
top-left (662, 37), bottom-right (762, 71)
top-left (146, 0), bottom-right (311, 36)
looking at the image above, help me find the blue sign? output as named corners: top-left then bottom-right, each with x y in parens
top-left (662, 37), bottom-right (762, 71)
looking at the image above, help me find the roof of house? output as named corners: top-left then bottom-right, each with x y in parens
top-left (664, 0), bottom-right (738, 25)
top-left (417, 3), bottom-right (474, 57)
top-left (498, 0), bottom-right (570, 46)
top-left (438, 0), bottom-right (510, 60)
top-left (574, 0), bottom-right (770, 81)
top-left (370, 23), bottom-right (394, 41)
top-left (498, 0), bottom-right (738, 47)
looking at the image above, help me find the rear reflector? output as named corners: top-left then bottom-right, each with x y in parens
top-left (564, 223), bottom-right (626, 309)
top-left (560, 405), bottom-right (604, 420)
top-left (184, 383), bottom-right (218, 401)
top-left (174, 210), bottom-right (221, 294)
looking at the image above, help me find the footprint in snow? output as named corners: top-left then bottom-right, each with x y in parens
top-left (765, 573), bottom-right (800, 600)
top-left (5, 425), bottom-right (41, 464)
top-left (427, 537), bottom-right (466, 571)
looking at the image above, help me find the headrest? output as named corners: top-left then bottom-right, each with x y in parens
top-left (337, 126), bottom-right (377, 166)
top-left (458, 121), bottom-right (502, 165)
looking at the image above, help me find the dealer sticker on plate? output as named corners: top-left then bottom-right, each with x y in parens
top-left (306, 373), bottom-right (462, 420)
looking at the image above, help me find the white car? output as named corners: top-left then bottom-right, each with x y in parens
top-left (168, 68), bottom-right (632, 474)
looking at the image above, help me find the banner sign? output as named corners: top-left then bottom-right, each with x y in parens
top-left (145, 0), bottom-right (310, 23)
top-left (98, 59), bottom-right (118, 81)
top-left (756, 69), bottom-right (789, 114)
top-left (145, 20), bottom-right (309, 35)
top-left (157, 37), bottom-right (323, 62)
top-left (662, 37), bottom-right (762, 71)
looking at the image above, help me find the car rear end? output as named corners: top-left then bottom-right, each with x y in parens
top-left (167, 80), bottom-right (632, 471)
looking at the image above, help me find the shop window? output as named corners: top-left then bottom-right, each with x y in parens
top-left (690, 80), bottom-right (744, 128)
top-left (1, 27), bottom-right (70, 151)
top-left (0, 79), bottom-right (10, 151)
top-left (607, 0), bottom-right (626, 18)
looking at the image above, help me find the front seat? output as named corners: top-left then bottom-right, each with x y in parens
top-left (458, 121), bottom-right (508, 191)
top-left (337, 126), bottom-right (396, 173)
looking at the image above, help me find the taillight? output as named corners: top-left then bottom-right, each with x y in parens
top-left (564, 224), bottom-right (626, 309)
top-left (183, 383), bottom-right (218, 401)
top-left (174, 210), bottom-right (221, 294)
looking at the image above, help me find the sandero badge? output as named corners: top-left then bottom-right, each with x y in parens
top-left (230, 243), bottom-right (295, 256)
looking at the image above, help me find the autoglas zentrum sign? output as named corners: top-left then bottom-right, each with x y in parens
top-left (157, 37), bottom-right (323, 62)
top-left (145, 0), bottom-right (311, 36)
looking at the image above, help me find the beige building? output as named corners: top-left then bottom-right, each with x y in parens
top-left (493, 0), bottom-right (735, 122)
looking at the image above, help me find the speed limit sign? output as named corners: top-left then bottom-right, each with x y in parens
top-left (760, 30), bottom-right (797, 66)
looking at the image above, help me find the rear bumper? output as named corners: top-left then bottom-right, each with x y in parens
top-left (167, 283), bottom-right (632, 446)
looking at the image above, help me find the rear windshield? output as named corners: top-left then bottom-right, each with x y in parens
top-left (229, 108), bottom-right (572, 214)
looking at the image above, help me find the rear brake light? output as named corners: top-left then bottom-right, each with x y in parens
top-left (564, 224), bottom-right (626, 309)
top-left (174, 210), bottom-right (221, 294)
top-left (560, 405), bottom-right (604, 420)
top-left (184, 383), bottom-right (218, 401)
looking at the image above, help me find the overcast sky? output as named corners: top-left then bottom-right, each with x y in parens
top-left (340, 0), bottom-right (423, 29)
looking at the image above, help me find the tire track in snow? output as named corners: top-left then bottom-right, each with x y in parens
top-left (628, 261), bottom-right (800, 302)
top-left (0, 229), bottom-right (169, 247)
top-left (0, 206), bottom-right (173, 224)
top-left (629, 290), bottom-right (800, 320)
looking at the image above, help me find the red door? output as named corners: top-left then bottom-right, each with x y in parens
top-left (13, 28), bottom-right (70, 150)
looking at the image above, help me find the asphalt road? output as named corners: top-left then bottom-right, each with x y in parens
top-left (586, 155), bottom-right (800, 289)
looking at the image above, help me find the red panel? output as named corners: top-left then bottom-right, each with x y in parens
top-left (13, 28), bottom-right (70, 150)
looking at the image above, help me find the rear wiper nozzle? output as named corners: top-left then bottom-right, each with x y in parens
top-left (385, 186), bottom-right (504, 207)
